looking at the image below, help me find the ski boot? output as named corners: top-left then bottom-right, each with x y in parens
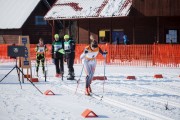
top-left (55, 73), bottom-right (61, 78)
top-left (67, 72), bottom-right (75, 80)
top-left (85, 88), bottom-right (90, 96)
top-left (88, 86), bottom-right (92, 93)
top-left (67, 75), bottom-right (74, 80)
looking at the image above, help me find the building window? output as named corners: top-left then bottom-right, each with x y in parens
top-left (99, 30), bottom-right (110, 44)
top-left (35, 16), bottom-right (47, 25)
top-left (112, 29), bottom-right (124, 44)
top-left (166, 29), bottom-right (178, 43)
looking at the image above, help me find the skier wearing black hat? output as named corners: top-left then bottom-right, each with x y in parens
top-left (80, 35), bottom-right (107, 96)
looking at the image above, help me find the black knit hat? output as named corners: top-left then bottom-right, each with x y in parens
top-left (91, 40), bottom-right (98, 48)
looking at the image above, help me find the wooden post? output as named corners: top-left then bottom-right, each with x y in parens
top-left (52, 20), bottom-right (55, 41)
top-left (77, 20), bottom-right (79, 43)
top-left (157, 16), bottom-right (159, 43)
top-left (110, 17), bottom-right (112, 43)
top-left (88, 18), bottom-right (90, 44)
top-left (133, 16), bottom-right (135, 44)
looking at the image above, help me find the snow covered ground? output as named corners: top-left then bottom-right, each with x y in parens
top-left (0, 61), bottom-right (180, 120)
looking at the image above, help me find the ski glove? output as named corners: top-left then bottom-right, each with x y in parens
top-left (84, 49), bottom-right (88, 54)
top-left (103, 51), bottom-right (108, 54)
top-left (58, 49), bottom-right (65, 54)
top-left (103, 51), bottom-right (108, 58)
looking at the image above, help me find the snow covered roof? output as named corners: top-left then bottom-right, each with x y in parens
top-left (0, 0), bottom-right (40, 29)
top-left (44, 0), bottom-right (132, 20)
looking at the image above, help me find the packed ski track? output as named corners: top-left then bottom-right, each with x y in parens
top-left (60, 78), bottom-right (178, 120)
top-left (0, 63), bottom-right (180, 120)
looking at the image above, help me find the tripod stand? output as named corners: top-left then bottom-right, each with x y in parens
top-left (0, 58), bottom-right (22, 88)
top-left (0, 58), bottom-right (43, 94)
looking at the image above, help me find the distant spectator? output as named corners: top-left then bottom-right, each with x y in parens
top-left (112, 37), bottom-right (119, 44)
top-left (116, 37), bottom-right (120, 45)
top-left (123, 34), bottom-right (129, 45)
top-left (99, 37), bottom-right (106, 44)
top-left (170, 39), bottom-right (173, 44)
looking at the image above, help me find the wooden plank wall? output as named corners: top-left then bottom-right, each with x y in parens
top-left (78, 17), bottom-right (157, 44)
top-left (78, 19), bottom-right (89, 44)
top-left (2, 35), bottom-right (19, 44)
top-left (132, 0), bottom-right (180, 16)
top-left (22, 1), bottom-right (52, 44)
top-left (78, 16), bottom-right (180, 44)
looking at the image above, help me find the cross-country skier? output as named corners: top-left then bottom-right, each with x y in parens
top-left (52, 34), bottom-right (65, 77)
top-left (35, 38), bottom-right (48, 76)
top-left (80, 35), bottom-right (107, 95)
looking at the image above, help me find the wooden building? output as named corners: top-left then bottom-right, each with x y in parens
top-left (45, 0), bottom-right (180, 44)
top-left (0, 0), bottom-right (56, 44)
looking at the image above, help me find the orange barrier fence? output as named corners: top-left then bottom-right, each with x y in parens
top-left (0, 44), bottom-right (180, 67)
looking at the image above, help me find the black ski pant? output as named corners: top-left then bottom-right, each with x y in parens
top-left (55, 58), bottom-right (64, 74)
top-left (36, 55), bottom-right (45, 73)
top-left (66, 52), bottom-right (75, 75)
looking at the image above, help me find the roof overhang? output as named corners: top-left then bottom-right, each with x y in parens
top-left (44, 0), bottom-right (132, 20)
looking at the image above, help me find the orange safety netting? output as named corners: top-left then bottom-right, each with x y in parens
top-left (0, 44), bottom-right (180, 67)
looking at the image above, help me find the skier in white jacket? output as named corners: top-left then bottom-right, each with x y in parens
top-left (80, 35), bottom-right (107, 95)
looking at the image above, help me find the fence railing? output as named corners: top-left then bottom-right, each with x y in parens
top-left (0, 44), bottom-right (180, 67)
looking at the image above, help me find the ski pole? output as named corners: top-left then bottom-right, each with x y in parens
top-left (102, 45), bottom-right (107, 94)
top-left (102, 55), bottom-right (106, 93)
top-left (34, 61), bottom-right (36, 77)
top-left (75, 65), bottom-right (84, 94)
top-left (45, 58), bottom-right (47, 82)
top-left (17, 67), bottom-right (43, 94)
top-left (44, 51), bottom-right (48, 82)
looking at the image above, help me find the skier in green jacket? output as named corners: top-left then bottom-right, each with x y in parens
top-left (64, 34), bottom-right (75, 80)
top-left (52, 34), bottom-right (65, 77)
